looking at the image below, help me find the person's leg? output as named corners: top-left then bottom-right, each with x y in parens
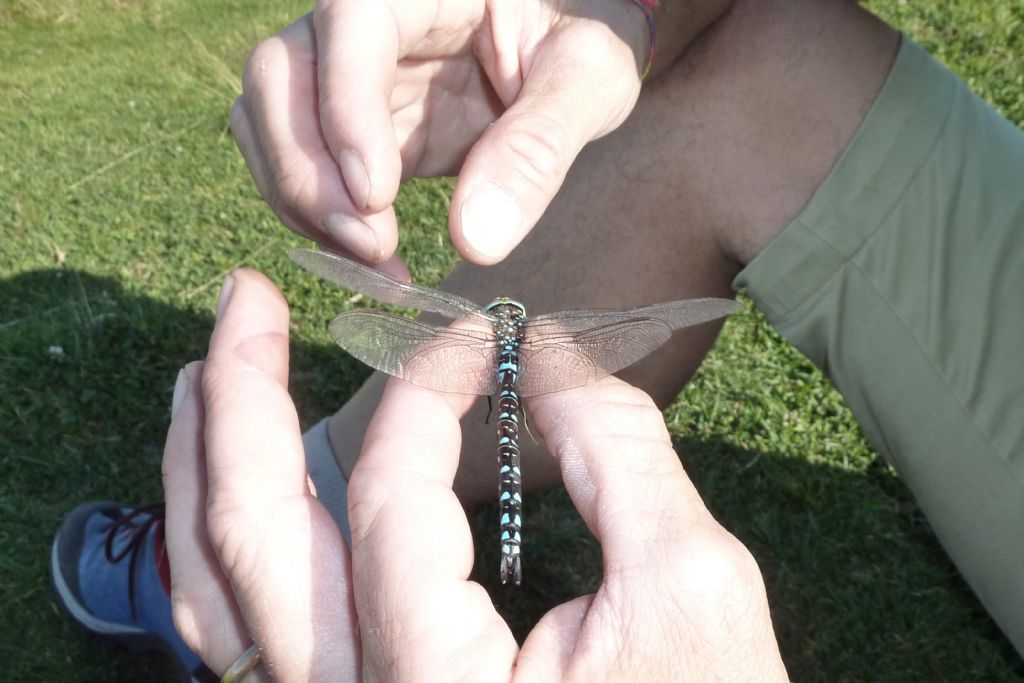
top-left (325, 0), bottom-right (900, 501)
top-left (731, 17), bottom-right (1024, 655)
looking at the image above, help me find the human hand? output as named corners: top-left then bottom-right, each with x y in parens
top-left (163, 269), bottom-right (788, 680)
top-left (231, 0), bottom-right (731, 270)
top-left (162, 271), bottom-right (356, 680)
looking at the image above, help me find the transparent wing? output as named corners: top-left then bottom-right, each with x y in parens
top-left (517, 298), bottom-right (739, 396)
top-left (526, 298), bottom-right (740, 334)
top-left (516, 318), bottom-right (671, 396)
top-left (289, 249), bottom-right (490, 322)
top-left (327, 310), bottom-right (499, 395)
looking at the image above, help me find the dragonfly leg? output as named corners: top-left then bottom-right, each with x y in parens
top-left (483, 395), bottom-right (493, 424)
top-left (520, 407), bottom-right (539, 446)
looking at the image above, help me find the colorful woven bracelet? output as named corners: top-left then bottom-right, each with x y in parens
top-left (628, 0), bottom-right (660, 79)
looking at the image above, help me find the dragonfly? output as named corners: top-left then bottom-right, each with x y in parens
top-left (289, 249), bottom-right (739, 585)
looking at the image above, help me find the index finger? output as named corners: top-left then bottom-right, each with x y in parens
top-left (348, 378), bottom-right (518, 680)
top-left (201, 270), bottom-right (357, 679)
top-left (313, 0), bottom-right (410, 212)
top-left (527, 377), bottom-right (717, 574)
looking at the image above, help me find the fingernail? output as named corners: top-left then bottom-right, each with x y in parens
top-left (216, 273), bottom-right (235, 321)
top-left (339, 150), bottom-right (371, 209)
top-left (459, 183), bottom-right (522, 261)
top-left (171, 367), bottom-right (190, 419)
top-left (322, 213), bottom-right (381, 262)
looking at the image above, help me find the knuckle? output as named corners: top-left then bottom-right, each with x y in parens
top-left (499, 114), bottom-right (573, 191)
top-left (670, 527), bottom-right (766, 608)
top-left (241, 39), bottom-right (278, 94)
top-left (565, 22), bottom-right (625, 62)
top-left (201, 359), bottom-right (291, 425)
top-left (204, 499), bottom-right (263, 587)
top-left (197, 357), bottom-right (236, 405)
top-left (562, 20), bottom-right (638, 81)
top-left (345, 466), bottom-right (393, 542)
top-left (268, 157), bottom-right (320, 216)
top-left (590, 386), bottom-right (672, 444)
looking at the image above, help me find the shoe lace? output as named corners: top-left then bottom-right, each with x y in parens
top-left (104, 502), bottom-right (166, 621)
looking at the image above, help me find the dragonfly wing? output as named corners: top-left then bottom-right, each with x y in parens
top-left (525, 297), bottom-right (739, 334)
top-left (517, 318), bottom-right (673, 396)
top-left (290, 249), bottom-right (489, 322)
top-left (620, 298), bottom-right (740, 328)
top-left (516, 297), bottom-right (738, 395)
top-left (328, 310), bottom-right (499, 395)
top-left (515, 344), bottom-right (598, 397)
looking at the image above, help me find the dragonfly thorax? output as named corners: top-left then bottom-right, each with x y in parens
top-left (486, 297), bottom-right (526, 345)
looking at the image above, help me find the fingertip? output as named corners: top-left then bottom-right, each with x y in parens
top-left (322, 213), bottom-right (381, 262)
top-left (528, 377), bottom-right (696, 539)
top-left (320, 206), bottom-right (399, 265)
top-left (164, 361), bottom-right (206, 482)
top-left (452, 181), bottom-right (525, 265)
top-left (218, 268), bottom-right (290, 319)
top-left (171, 367), bottom-right (191, 420)
top-left (357, 379), bottom-right (475, 483)
top-left (518, 595), bottom-right (594, 679)
top-left (368, 378), bottom-right (467, 440)
top-left (238, 267), bottom-right (288, 296)
top-left (170, 360), bottom-right (205, 416)
top-left (450, 104), bottom-right (578, 264)
top-left (215, 274), bottom-right (235, 322)
top-left (376, 253), bottom-right (411, 282)
top-left (207, 269), bottom-right (291, 384)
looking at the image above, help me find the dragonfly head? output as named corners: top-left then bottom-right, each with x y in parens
top-left (485, 297), bottom-right (526, 317)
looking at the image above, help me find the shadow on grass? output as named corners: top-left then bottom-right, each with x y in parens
top-left (0, 268), bottom-right (365, 682)
top-left (1, 270), bottom-right (1020, 681)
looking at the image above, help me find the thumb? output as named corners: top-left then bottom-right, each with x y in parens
top-left (452, 23), bottom-right (641, 264)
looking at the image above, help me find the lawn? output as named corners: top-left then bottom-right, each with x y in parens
top-left (1, 0), bottom-right (1022, 680)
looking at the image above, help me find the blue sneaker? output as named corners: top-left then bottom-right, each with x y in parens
top-left (51, 501), bottom-right (217, 683)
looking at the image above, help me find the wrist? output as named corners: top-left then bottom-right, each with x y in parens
top-left (625, 0), bottom-right (658, 79)
top-left (633, 0), bottom-right (736, 79)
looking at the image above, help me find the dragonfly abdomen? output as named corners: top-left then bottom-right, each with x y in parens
top-left (497, 350), bottom-right (523, 585)
top-left (488, 298), bottom-right (527, 586)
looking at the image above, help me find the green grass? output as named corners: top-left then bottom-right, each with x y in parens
top-left (1, 0), bottom-right (1022, 680)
